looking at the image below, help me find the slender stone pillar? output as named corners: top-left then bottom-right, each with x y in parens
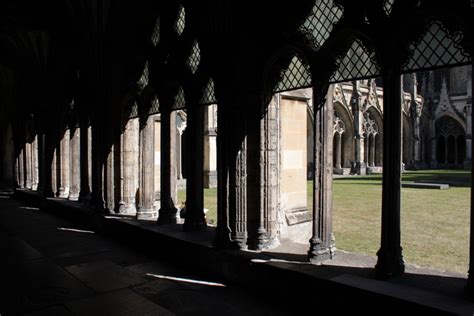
top-left (25, 141), bottom-right (32, 189)
top-left (465, 69), bottom-right (472, 167)
top-left (79, 120), bottom-right (91, 202)
top-left (69, 127), bottom-right (80, 200)
top-left (203, 105), bottom-right (218, 188)
top-left (466, 57), bottom-right (474, 297)
top-left (352, 81), bottom-right (366, 175)
top-left (335, 133), bottom-right (342, 169)
top-left (255, 94), bottom-right (280, 249)
top-left (37, 131), bottom-right (54, 198)
top-left (183, 105), bottom-right (207, 231)
top-left (308, 85), bottom-right (334, 263)
top-left (18, 146), bottom-right (25, 188)
top-left (215, 104), bottom-right (248, 249)
top-left (157, 110), bottom-right (177, 223)
top-left (375, 72), bottom-right (405, 279)
top-left (120, 118), bottom-right (139, 215)
top-left (370, 134), bottom-right (376, 167)
top-left (138, 114), bottom-right (158, 220)
top-left (31, 135), bottom-right (39, 191)
top-left (58, 129), bottom-right (70, 198)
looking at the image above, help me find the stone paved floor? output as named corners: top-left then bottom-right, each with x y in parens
top-left (0, 193), bottom-right (292, 316)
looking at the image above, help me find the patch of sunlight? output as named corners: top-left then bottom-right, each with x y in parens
top-left (57, 227), bottom-right (95, 234)
top-left (146, 273), bottom-right (226, 287)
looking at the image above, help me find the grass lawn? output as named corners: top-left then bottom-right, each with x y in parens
top-left (178, 169), bottom-right (470, 274)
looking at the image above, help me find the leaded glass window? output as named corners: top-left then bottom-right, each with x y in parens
top-left (275, 55), bottom-right (312, 92)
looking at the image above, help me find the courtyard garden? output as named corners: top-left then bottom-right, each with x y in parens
top-left (177, 169), bottom-right (470, 274)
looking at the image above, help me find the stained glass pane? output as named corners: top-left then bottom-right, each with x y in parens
top-left (173, 86), bottom-right (186, 110)
top-left (174, 5), bottom-right (185, 36)
top-left (275, 55), bottom-right (312, 92)
top-left (149, 96), bottom-right (160, 115)
top-left (330, 39), bottom-right (380, 83)
top-left (129, 102), bottom-right (138, 119)
top-left (299, 0), bottom-right (343, 49)
top-left (151, 18), bottom-right (160, 46)
top-left (383, 0), bottom-right (395, 16)
top-left (199, 78), bottom-right (216, 105)
top-left (188, 41), bottom-right (200, 74)
top-left (403, 21), bottom-right (471, 72)
top-left (138, 61), bottom-right (149, 90)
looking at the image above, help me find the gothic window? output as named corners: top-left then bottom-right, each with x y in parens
top-left (275, 55), bottom-right (312, 93)
top-left (403, 20), bottom-right (471, 72)
top-left (330, 39), bottom-right (380, 83)
top-left (299, 0), bottom-right (343, 49)
top-left (151, 17), bottom-right (160, 46)
top-left (199, 78), bottom-right (216, 105)
top-left (187, 41), bottom-right (201, 74)
top-left (174, 5), bottom-right (186, 36)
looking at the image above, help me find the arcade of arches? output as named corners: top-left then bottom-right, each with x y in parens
top-left (1, 0), bottom-right (474, 305)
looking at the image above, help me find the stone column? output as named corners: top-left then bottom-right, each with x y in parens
top-left (69, 126), bottom-right (80, 200)
top-left (375, 72), bottom-right (405, 279)
top-left (352, 81), bottom-right (366, 175)
top-left (465, 69), bottom-right (472, 167)
top-left (183, 105), bottom-right (207, 231)
top-left (17, 146), bottom-right (25, 188)
top-left (58, 129), bottom-right (70, 198)
top-left (157, 110), bottom-right (177, 223)
top-left (215, 104), bottom-right (248, 249)
top-left (138, 114), bottom-right (158, 220)
top-left (119, 118), bottom-right (139, 215)
top-left (25, 141), bottom-right (32, 189)
top-left (466, 57), bottom-right (474, 297)
top-left (203, 105), bottom-right (218, 188)
top-left (79, 120), bottom-right (91, 202)
top-left (31, 135), bottom-right (39, 191)
top-left (104, 144), bottom-right (115, 212)
top-left (370, 134), bottom-right (376, 167)
top-left (335, 133), bottom-right (342, 169)
top-left (308, 85), bottom-right (334, 263)
top-left (256, 94), bottom-right (280, 249)
top-left (176, 129), bottom-right (183, 180)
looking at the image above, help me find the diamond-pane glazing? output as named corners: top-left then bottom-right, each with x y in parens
top-left (188, 41), bottom-right (200, 74)
top-left (383, 0), bottom-right (394, 16)
top-left (174, 5), bottom-right (185, 36)
top-left (199, 78), bottom-right (216, 105)
top-left (129, 102), bottom-right (138, 119)
top-left (151, 18), bottom-right (160, 46)
top-left (149, 96), bottom-right (160, 115)
top-left (138, 61), bottom-right (149, 89)
top-left (173, 86), bottom-right (186, 109)
top-left (275, 55), bottom-right (312, 92)
top-left (299, 0), bottom-right (343, 49)
top-left (403, 21), bottom-right (471, 72)
top-left (330, 39), bottom-right (380, 83)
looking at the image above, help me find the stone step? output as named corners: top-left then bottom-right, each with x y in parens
top-left (402, 182), bottom-right (449, 189)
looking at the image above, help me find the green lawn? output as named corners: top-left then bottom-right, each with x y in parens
top-left (178, 169), bottom-right (470, 274)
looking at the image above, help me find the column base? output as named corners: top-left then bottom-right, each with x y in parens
top-left (354, 161), bottom-right (366, 175)
top-left (203, 171), bottom-right (217, 188)
top-left (119, 203), bottom-right (137, 215)
top-left (137, 208), bottom-right (158, 220)
top-left (31, 183), bottom-right (38, 191)
top-left (308, 238), bottom-right (333, 263)
top-left (58, 188), bottom-right (70, 199)
top-left (157, 206), bottom-right (178, 224)
top-left (68, 192), bottom-right (80, 201)
top-left (231, 233), bottom-right (248, 250)
top-left (464, 159), bottom-right (472, 169)
top-left (375, 247), bottom-right (405, 280)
